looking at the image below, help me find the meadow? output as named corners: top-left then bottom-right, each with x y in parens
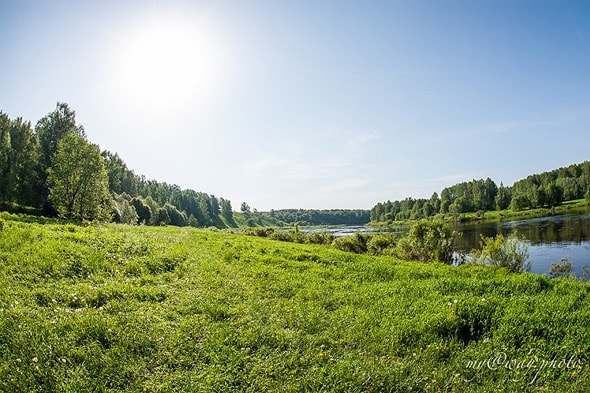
top-left (0, 212), bottom-right (588, 392)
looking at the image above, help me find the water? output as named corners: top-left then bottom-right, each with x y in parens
top-left (454, 212), bottom-right (590, 276)
top-left (307, 211), bottom-right (590, 277)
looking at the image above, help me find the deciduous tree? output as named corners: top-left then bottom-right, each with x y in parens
top-left (47, 134), bottom-right (110, 221)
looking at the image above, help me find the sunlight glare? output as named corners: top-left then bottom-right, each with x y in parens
top-left (107, 12), bottom-right (230, 118)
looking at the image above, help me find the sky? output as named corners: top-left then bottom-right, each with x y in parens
top-left (1, 0), bottom-right (589, 210)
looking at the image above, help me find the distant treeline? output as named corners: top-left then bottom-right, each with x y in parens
top-left (264, 209), bottom-right (370, 226)
top-left (0, 103), bottom-right (236, 227)
top-left (371, 162), bottom-right (590, 223)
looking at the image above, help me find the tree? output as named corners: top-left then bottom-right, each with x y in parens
top-left (495, 183), bottom-right (511, 211)
top-left (0, 113), bottom-right (11, 201)
top-left (544, 184), bottom-right (563, 208)
top-left (36, 103), bottom-right (86, 210)
top-left (429, 192), bottom-right (441, 214)
top-left (47, 134), bottom-right (110, 221)
top-left (103, 151), bottom-right (139, 195)
top-left (9, 117), bottom-right (40, 206)
top-left (36, 103), bottom-right (85, 168)
top-left (131, 197), bottom-right (151, 224)
top-left (112, 193), bottom-right (138, 224)
top-left (220, 197), bottom-right (234, 224)
top-left (241, 202), bottom-right (251, 214)
top-left (164, 203), bottom-right (186, 226)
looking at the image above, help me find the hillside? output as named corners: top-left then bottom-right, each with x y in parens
top-left (0, 213), bottom-right (588, 392)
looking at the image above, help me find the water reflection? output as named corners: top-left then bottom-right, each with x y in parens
top-left (454, 212), bottom-right (590, 277)
top-left (305, 212), bottom-right (590, 276)
top-left (455, 212), bottom-right (590, 250)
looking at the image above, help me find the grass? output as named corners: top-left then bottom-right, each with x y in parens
top-left (0, 212), bottom-right (588, 392)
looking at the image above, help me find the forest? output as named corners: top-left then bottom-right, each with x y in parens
top-left (0, 103), bottom-right (372, 228)
top-left (3, 103), bottom-right (589, 228)
top-left (0, 103), bottom-right (237, 228)
top-left (371, 162), bottom-right (590, 223)
top-left (264, 208), bottom-right (370, 226)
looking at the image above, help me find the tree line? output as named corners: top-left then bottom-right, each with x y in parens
top-left (371, 162), bottom-right (590, 223)
top-left (0, 103), bottom-right (236, 227)
top-left (265, 208), bottom-right (370, 226)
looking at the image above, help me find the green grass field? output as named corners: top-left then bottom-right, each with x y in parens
top-left (0, 213), bottom-right (588, 392)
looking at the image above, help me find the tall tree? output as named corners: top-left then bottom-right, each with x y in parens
top-left (0, 113), bottom-right (11, 201)
top-left (47, 133), bottom-right (110, 221)
top-left (36, 103), bottom-right (85, 171)
top-left (9, 117), bottom-right (39, 206)
top-left (36, 103), bottom-right (86, 208)
top-left (220, 197), bottom-right (235, 225)
top-left (495, 183), bottom-right (511, 211)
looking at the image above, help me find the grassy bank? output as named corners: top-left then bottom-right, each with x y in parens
top-left (0, 213), bottom-right (588, 392)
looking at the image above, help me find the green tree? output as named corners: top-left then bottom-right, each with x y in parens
top-left (544, 184), bottom-right (563, 207)
top-left (429, 192), bottom-right (441, 214)
top-left (556, 177), bottom-right (580, 201)
top-left (241, 202), bottom-right (251, 214)
top-left (131, 197), bottom-right (151, 224)
top-left (220, 197), bottom-right (235, 225)
top-left (36, 103), bottom-right (85, 168)
top-left (9, 117), bottom-right (40, 207)
top-left (164, 203), bottom-right (186, 226)
top-left (36, 103), bottom-right (86, 210)
top-left (112, 193), bottom-right (138, 224)
top-left (495, 183), bottom-right (511, 211)
top-left (47, 134), bottom-right (110, 221)
top-left (0, 113), bottom-right (11, 201)
top-left (102, 151), bottom-right (139, 195)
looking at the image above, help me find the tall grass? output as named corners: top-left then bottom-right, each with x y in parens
top-left (0, 212), bottom-right (588, 392)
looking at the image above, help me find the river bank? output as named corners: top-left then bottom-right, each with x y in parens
top-left (370, 199), bottom-right (589, 227)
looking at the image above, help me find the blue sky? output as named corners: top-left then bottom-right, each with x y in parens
top-left (1, 0), bottom-right (589, 210)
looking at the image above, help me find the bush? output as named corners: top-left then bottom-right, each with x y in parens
top-left (332, 233), bottom-right (369, 254)
top-left (396, 220), bottom-right (455, 263)
top-left (549, 258), bottom-right (573, 278)
top-left (269, 230), bottom-right (304, 243)
top-left (366, 233), bottom-right (396, 255)
top-left (305, 231), bottom-right (335, 245)
top-left (471, 233), bottom-right (530, 272)
top-left (244, 227), bottom-right (276, 237)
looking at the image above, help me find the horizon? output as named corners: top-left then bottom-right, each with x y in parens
top-left (1, 1), bottom-right (589, 210)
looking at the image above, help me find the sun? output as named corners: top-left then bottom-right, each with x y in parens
top-left (106, 10), bottom-right (230, 117)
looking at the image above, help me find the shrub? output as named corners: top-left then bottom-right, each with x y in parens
top-left (366, 233), bottom-right (396, 255)
top-left (549, 258), bottom-right (573, 278)
top-left (471, 233), bottom-right (530, 272)
top-left (332, 233), bottom-right (369, 254)
top-left (269, 230), bottom-right (304, 243)
top-left (305, 231), bottom-right (335, 245)
top-left (244, 227), bottom-right (276, 237)
top-left (396, 220), bottom-right (455, 263)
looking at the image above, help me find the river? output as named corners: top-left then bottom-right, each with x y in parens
top-left (453, 211), bottom-right (590, 276)
top-left (307, 210), bottom-right (590, 277)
